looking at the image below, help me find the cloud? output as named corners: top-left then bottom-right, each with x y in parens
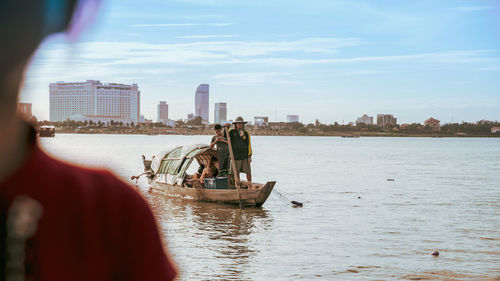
top-left (180, 15), bottom-right (222, 19)
top-left (132, 23), bottom-right (233, 27)
top-left (34, 37), bottom-right (364, 66)
top-left (31, 39), bottom-right (499, 71)
top-left (172, 0), bottom-right (232, 6)
top-left (342, 70), bottom-right (394, 76)
top-left (176, 35), bottom-right (237, 39)
top-left (212, 72), bottom-right (301, 86)
top-left (474, 65), bottom-right (500, 71)
top-left (452, 6), bottom-right (491, 12)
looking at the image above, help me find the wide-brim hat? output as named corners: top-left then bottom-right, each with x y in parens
top-left (232, 116), bottom-right (248, 124)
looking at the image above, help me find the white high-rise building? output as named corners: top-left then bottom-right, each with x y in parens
top-left (157, 101), bottom-right (168, 123)
top-left (195, 84), bottom-right (209, 123)
top-left (49, 80), bottom-right (140, 123)
top-left (356, 114), bottom-right (373, 125)
top-left (287, 115), bottom-right (299, 123)
top-left (214, 102), bottom-right (227, 124)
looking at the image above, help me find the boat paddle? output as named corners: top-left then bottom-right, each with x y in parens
top-left (224, 125), bottom-right (244, 209)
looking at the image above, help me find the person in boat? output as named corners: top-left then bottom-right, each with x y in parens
top-left (209, 124), bottom-right (229, 175)
top-left (199, 156), bottom-right (219, 184)
top-left (0, 1), bottom-right (177, 280)
top-left (226, 116), bottom-right (253, 186)
top-left (187, 163), bottom-right (204, 181)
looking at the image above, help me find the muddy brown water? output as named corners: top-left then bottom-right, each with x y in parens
top-left (41, 134), bottom-right (500, 280)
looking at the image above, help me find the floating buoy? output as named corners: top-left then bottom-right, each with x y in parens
top-left (431, 251), bottom-right (439, 256)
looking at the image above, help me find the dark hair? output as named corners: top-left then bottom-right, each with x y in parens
top-left (214, 124), bottom-right (222, 130)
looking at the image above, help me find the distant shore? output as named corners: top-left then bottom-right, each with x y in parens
top-left (52, 126), bottom-right (500, 138)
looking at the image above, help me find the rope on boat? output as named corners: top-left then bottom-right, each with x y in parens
top-left (272, 189), bottom-right (303, 207)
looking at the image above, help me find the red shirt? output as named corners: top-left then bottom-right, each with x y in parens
top-left (0, 134), bottom-right (177, 281)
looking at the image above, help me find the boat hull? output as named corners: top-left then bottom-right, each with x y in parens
top-left (149, 180), bottom-right (275, 207)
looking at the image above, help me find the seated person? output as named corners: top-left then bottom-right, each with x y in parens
top-left (184, 163), bottom-right (204, 187)
top-left (199, 156), bottom-right (218, 184)
top-left (194, 164), bottom-right (204, 178)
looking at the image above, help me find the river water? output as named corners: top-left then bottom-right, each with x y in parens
top-left (40, 134), bottom-right (500, 280)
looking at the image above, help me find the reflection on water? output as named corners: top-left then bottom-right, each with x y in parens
top-left (40, 135), bottom-right (500, 280)
top-left (145, 193), bottom-right (272, 280)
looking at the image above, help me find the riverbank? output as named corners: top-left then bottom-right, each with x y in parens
top-left (53, 126), bottom-right (500, 138)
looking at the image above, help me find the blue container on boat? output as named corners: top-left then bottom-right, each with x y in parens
top-left (204, 177), bottom-right (228, 189)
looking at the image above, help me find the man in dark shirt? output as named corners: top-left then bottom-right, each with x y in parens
top-left (210, 124), bottom-right (230, 175)
top-left (226, 117), bottom-right (252, 185)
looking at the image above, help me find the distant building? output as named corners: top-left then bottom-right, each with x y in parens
top-left (377, 114), bottom-right (397, 127)
top-left (49, 80), bottom-right (140, 123)
top-left (491, 127), bottom-right (500, 133)
top-left (356, 114), bottom-right (373, 125)
top-left (17, 102), bottom-right (32, 121)
top-left (72, 115), bottom-right (124, 125)
top-left (164, 120), bottom-right (175, 127)
top-left (424, 117), bottom-right (440, 131)
top-left (287, 115), bottom-right (299, 123)
top-left (214, 102), bottom-right (227, 124)
top-left (195, 84), bottom-right (209, 123)
top-left (269, 122), bottom-right (297, 129)
top-left (268, 122), bottom-right (288, 129)
top-left (187, 113), bottom-right (195, 121)
top-left (139, 115), bottom-right (145, 123)
top-left (157, 101), bottom-right (168, 123)
top-left (254, 116), bottom-right (269, 127)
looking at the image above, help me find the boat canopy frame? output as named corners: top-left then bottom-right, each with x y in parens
top-left (152, 144), bottom-right (218, 185)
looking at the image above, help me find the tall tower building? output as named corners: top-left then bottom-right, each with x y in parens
top-left (195, 84), bottom-right (209, 123)
top-left (157, 101), bottom-right (168, 123)
top-left (49, 80), bottom-right (140, 123)
top-left (214, 102), bottom-right (227, 124)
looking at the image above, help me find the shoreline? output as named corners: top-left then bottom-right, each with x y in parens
top-left (51, 127), bottom-right (500, 138)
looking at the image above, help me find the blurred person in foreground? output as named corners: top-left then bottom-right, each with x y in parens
top-left (0, 1), bottom-right (177, 280)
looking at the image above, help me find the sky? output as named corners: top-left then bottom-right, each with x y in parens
top-left (20, 0), bottom-right (500, 124)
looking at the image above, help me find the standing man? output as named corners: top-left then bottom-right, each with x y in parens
top-left (210, 124), bottom-right (229, 175)
top-left (227, 116), bottom-right (252, 185)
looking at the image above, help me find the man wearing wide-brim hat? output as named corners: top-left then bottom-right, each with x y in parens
top-left (226, 116), bottom-right (253, 186)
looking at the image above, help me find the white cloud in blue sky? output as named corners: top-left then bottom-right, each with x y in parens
top-left (452, 6), bottom-right (491, 12)
top-left (21, 0), bottom-right (500, 124)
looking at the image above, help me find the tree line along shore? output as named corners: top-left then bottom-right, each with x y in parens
top-left (35, 119), bottom-right (500, 138)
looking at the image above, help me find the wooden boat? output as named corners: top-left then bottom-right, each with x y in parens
top-left (39, 125), bottom-right (55, 137)
top-left (138, 144), bottom-right (275, 207)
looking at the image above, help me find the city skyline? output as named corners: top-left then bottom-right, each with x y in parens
top-left (18, 0), bottom-right (500, 124)
top-left (27, 79), bottom-right (499, 125)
